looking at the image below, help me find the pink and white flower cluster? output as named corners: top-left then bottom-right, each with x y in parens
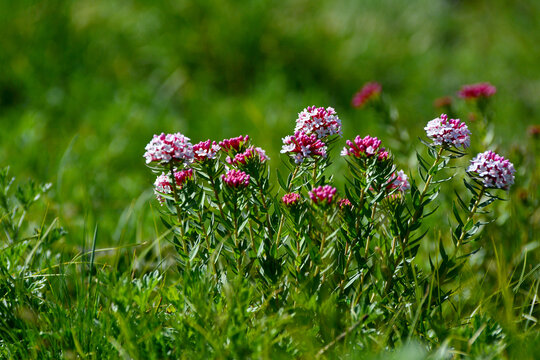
top-left (467, 151), bottom-right (515, 190)
top-left (424, 114), bottom-right (471, 149)
top-left (227, 146), bottom-right (270, 166)
top-left (282, 192), bottom-right (301, 206)
top-left (153, 169), bottom-right (194, 205)
top-left (458, 82), bottom-right (496, 100)
top-left (309, 185), bottom-right (337, 205)
top-left (281, 131), bottom-right (327, 164)
top-left (294, 106), bottom-right (342, 139)
top-left (222, 169), bottom-right (250, 188)
top-left (220, 135), bottom-right (250, 152)
top-left (386, 170), bottom-right (410, 192)
top-left (193, 140), bottom-right (221, 162)
top-left (144, 133), bottom-right (194, 164)
top-left (341, 135), bottom-right (389, 161)
top-left (352, 82), bottom-right (382, 108)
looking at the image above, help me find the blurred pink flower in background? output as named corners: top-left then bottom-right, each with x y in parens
top-left (352, 82), bottom-right (382, 108)
top-left (458, 82), bottom-right (496, 99)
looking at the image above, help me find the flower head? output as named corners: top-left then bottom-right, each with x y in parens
top-left (341, 135), bottom-right (389, 161)
top-left (338, 198), bottom-right (352, 209)
top-left (424, 114), bottom-right (471, 149)
top-left (144, 132), bottom-right (193, 164)
top-left (528, 125), bottom-right (540, 139)
top-left (309, 185), bottom-right (337, 205)
top-left (174, 168), bottom-right (194, 186)
top-left (458, 82), bottom-right (496, 99)
top-left (433, 96), bottom-right (453, 109)
top-left (227, 146), bottom-right (270, 166)
top-left (386, 170), bottom-right (410, 192)
top-left (219, 135), bottom-right (250, 152)
top-left (193, 140), bottom-right (221, 162)
top-left (467, 151), bottom-right (515, 190)
top-left (282, 192), bottom-right (301, 206)
top-left (153, 169), bottom-right (193, 205)
top-left (281, 131), bottom-right (327, 164)
top-left (294, 106), bottom-right (342, 139)
top-left (352, 82), bottom-right (382, 108)
top-left (222, 169), bottom-right (250, 188)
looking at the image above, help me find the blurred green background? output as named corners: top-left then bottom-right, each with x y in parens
top-left (1, 0), bottom-right (538, 246)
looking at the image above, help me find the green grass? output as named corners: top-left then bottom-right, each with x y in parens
top-left (0, 0), bottom-right (538, 358)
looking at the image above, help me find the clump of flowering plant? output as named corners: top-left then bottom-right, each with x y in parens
top-left (143, 99), bottom-right (516, 348)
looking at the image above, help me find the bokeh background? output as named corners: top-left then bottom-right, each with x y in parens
top-left (1, 0), bottom-right (538, 247)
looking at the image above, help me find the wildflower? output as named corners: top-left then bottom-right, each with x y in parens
top-left (458, 82), bottom-right (496, 99)
top-left (193, 140), bottom-right (221, 162)
top-left (281, 131), bottom-right (327, 164)
top-left (219, 135), bottom-right (250, 152)
top-left (528, 125), bottom-right (540, 139)
top-left (424, 114), bottom-right (471, 149)
top-left (227, 146), bottom-right (270, 166)
top-left (153, 169), bottom-right (193, 205)
top-left (143, 132), bottom-right (193, 164)
top-left (338, 198), bottom-right (352, 209)
top-left (433, 96), bottom-right (452, 109)
top-left (341, 135), bottom-right (389, 161)
top-left (386, 170), bottom-right (410, 192)
top-left (294, 106), bottom-right (342, 139)
top-left (309, 185), bottom-right (337, 205)
top-left (222, 169), bottom-right (250, 188)
top-left (352, 82), bottom-right (382, 108)
top-left (467, 151), bottom-right (515, 190)
top-left (282, 192), bottom-right (301, 206)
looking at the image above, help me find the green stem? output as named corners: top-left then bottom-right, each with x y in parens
top-left (456, 186), bottom-right (486, 248)
top-left (233, 197), bottom-right (242, 273)
top-left (169, 163), bottom-right (187, 253)
top-left (197, 209), bottom-right (211, 250)
top-left (403, 146), bottom-right (445, 245)
top-left (197, 209), bottom-right (216, 274)
top-left (209, 175), bottom-right (225, 220)
top-left (312, 159), bottom-right (318, 185)
top-left (275, 166), bottom-right (300, 245)
top-left (364, 203), bottom-right (379, 257)
top-left (258, 185), bottom-right (274, 238)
